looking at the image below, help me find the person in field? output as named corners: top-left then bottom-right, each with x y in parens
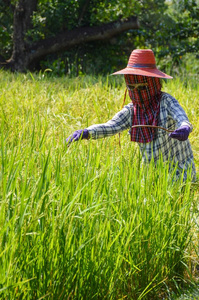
top-left (66, 49), bottom-right (196, 181)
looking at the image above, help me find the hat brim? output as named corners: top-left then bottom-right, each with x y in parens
top-left (112, 67), bottom-right (173, 79)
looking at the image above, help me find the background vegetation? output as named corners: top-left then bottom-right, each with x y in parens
top-left (0, 0), bottom-right (198, 74)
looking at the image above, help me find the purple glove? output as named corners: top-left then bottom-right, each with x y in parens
top-left (66, 129), bottom-right (89, 144)
top-left (169, 125), bottom-right (190, 141)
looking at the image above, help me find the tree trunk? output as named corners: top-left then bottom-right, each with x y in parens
top-left (1, 1), bottom-right (139, 72)
top-left (5, 0), bottom-right (38, 72)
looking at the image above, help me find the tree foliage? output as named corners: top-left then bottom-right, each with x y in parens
top-left (0, 0), bottom-right (198, 74)
top-left (129, 0), bottom-right (199, 67)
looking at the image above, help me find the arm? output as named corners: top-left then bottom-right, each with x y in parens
top-left (167, 94), bottom-right (192, 129)
top-left (87, 104), bottom-right (132, 139)
top-left (167, 94), bottom-right (192, 141)
top-left (66, 104), bottom-right (132, 143)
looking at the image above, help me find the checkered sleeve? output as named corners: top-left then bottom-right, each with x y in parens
top-left (167, 94), bottom-right (193, 130)
top-left (87, 104), bottom-right (132, 139)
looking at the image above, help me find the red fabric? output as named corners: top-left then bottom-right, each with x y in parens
top-left (124, 75), bottom-right (162, 143)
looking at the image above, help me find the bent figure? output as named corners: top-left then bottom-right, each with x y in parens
top-left (66, 49), bottom-right (196, 181)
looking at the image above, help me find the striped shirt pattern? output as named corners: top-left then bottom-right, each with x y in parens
top-left (87, 92), bottom-right (196, 180)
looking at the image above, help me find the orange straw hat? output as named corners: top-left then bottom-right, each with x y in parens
top-left (112, 49), bottom-right (173, 79)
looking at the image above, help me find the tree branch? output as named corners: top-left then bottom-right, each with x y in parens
top-left (29, 16), bottom-right (139, 61)
top-left (1, 15), bottom-right (139, 71)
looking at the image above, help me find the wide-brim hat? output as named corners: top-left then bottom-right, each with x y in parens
top-left (112, 49), bottom-right (173, 79)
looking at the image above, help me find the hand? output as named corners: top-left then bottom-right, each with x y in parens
top-left (66, 129), bottom-right (89, 144)
top-left (169, 125), bottom-right (190, 141)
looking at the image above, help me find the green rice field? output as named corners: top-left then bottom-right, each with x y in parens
top-left (0, 69), bottom-right (198, 299)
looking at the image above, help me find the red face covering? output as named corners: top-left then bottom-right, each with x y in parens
top-left (124, 75), bottom-right (162, 143)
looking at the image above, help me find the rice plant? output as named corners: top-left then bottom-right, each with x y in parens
top-left (0, 70), bottom-right (198, 299)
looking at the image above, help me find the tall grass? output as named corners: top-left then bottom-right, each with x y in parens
top-left (0, 70), bottom-right (198, 299)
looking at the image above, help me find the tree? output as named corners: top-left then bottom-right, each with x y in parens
top-left (1, 0), bottom-right (197, 74)
top-left (0, 0), bottom-right (139, 72)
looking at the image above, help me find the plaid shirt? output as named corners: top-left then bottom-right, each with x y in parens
top-left (87, 92), bottom-right (196, 180)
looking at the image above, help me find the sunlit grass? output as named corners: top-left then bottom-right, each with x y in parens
top-left (0, 70), bottom-right (198, 299)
